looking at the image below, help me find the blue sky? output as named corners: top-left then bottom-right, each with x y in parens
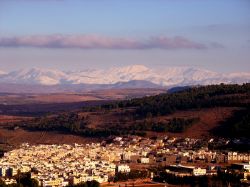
top-left (0, 0), bottom-right (249, 72)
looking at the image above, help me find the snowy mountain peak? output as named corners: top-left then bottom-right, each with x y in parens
top-left (0, 65), bottom-right (249, 87)
top-left (116, 64), bottom-right (149, 73)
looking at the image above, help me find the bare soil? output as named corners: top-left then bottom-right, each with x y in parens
top-left (0, 128), bottom-right (98, 146)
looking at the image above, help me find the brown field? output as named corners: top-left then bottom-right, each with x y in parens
top-left (0, 89), bottom-right (165, 116)
top-left (0, 89), bottom-right (165, 105)
top-left (32, 93), bottom-right (102, 103)
top-left (0, 115), bottom-right (32, 124)
top-left (0, 93), bottom-right (101, 105)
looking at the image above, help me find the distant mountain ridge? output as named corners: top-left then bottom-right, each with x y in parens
top-left (0, 65), bottom-right (249, 90)
top-left (0, 81), bottom-right (162, 94)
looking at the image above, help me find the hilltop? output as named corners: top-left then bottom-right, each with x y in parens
top-left (11, 83), bottom-right (249, 141)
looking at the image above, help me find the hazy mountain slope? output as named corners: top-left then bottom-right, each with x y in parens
top-left (0, 81), bottom-right (164, 93)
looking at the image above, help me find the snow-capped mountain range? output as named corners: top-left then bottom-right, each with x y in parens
top-left (0, 65), bottom-right (249, 88)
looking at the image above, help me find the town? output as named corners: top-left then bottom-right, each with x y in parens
top-left (0, 136), bottom-right (249, 186)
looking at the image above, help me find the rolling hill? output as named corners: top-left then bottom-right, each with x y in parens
top-left (17, 84), bottom-right (250, 139)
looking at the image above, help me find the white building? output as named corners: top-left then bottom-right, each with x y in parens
top-left (42, 178), bottom-right (64, 187)
top-left (193, 168), bottom-right (207, 176)
top-left (141, 157), bottom-right (150, 164)
top-left (227, 152), bottom-right (250, 162)
top-left (167, 165), bottom-right (206, 176)
top-left (117, 165), bottom-right (130, 173)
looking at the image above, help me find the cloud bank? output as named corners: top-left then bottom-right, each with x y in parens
top-left (0, 34), bottom-right (222, 50)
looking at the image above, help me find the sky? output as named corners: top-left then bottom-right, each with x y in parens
top-left (0, 0), bottom-right (249, 73)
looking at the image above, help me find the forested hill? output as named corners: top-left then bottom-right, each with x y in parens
top-left (24, 83), bottom-right (250, 139)
top-left (102, 83), bottom-right (250, 117)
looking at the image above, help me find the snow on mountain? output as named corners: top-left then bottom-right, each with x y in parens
top-left (0, 65), bottom-right (249, 87)
top-left (0, 70), bottom-right (6, 75)
top-left (66, 65), bottom-right (152, 84)
top-left (0, 68), bottom-right (68, 85)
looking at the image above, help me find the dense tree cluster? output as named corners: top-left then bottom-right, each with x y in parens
top-left (213, 107), bottom-right (250, 138)
top-left (153, 170), bottom-right (245, 187)
top-left (67, 180), bottom-right (100, 187)
top-left (0, 172), bottom-right (39, 187)
top-left (152, 117), bottom-right (199, 133)
top-left (104, 83), bottom-right (250, 118)
top-left (27, 112), bottom-right (88, 133)
top-left (114, 170), bottom-right (149, 182)
top-left (130, 117), bottom-right (200, 133)
top-left (26, 112), bottom-right (146, 137)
